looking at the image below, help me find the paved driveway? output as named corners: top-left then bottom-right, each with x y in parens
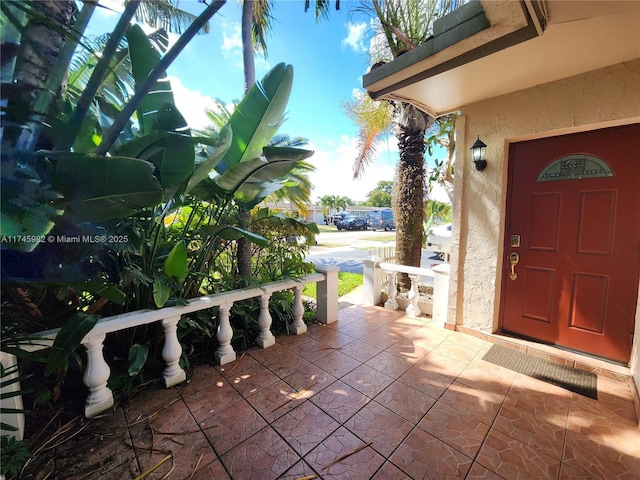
top-left (306, 230), bottom-right (444, 274)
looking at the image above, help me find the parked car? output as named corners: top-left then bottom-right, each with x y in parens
top-left (426, 223), bottom-right (451, 260)
top-left (337, 217), bottom-right (368, 230)
top-left (367, 209), bottom-right (395, 231)
top-left (332, 213), bottom-right (347, 226)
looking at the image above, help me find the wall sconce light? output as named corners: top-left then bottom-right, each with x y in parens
top-left (470, 136), bottom-right (487, 171)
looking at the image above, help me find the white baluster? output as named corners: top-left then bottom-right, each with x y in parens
top-left (256, 295), bottom-right (276, 348)
top-left (215, 303), bottom-right (236, 365)
top-left (290, 286), bottom-right (307, 335)
top-left (161, 316), bottom-right (186, 387)
top-left (385, 271), bottom-right (398, 310)
top-left (82, 334), bottom-right (114, 418)
top-left (406, 273), bottom-right (421, 317)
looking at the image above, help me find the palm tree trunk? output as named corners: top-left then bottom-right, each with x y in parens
top-left (237, 0), bottom-right (257, 279)
top-left (393, 104), bottom-right (428, 290)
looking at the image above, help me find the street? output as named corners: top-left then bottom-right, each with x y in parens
top-left (305, 228), bottom-right (445, 274)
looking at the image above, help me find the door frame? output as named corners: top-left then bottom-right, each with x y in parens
top-left (497, 124), bottom-right (640, 362)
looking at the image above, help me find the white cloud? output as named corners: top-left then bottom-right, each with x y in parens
top-left (309, 135), bottom-right (397, 203)
top-left (342, 21), bottom-right (368, 53)
top-left (221, 20), bottom-right (242, 59)
top-left (169, 76), bottom-right (220, 129)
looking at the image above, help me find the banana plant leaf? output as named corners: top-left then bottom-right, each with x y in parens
top-left (215, 146), bottom-right (313, 208)
top-left (216, 63), bottom-right (293, 174)
top-left (52, 154), bottom-right (163, 222)
top-left (200, 224), bottom-right (269, 247)
top-left (45, 313), bottom-right (99, 376)
top-left (185, 125), bottom-right (232, 194)
top-left (115, 131), bottom-right (215, 195)
top-left (253, 209), bottom-right (320, 235)
top-left (127, 25), bottom-right (188, 136)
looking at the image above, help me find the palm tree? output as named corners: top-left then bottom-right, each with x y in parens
top-left (347, 0), bottom-right (462, 289)
top-left (236, 0), bottom-right (338, 277)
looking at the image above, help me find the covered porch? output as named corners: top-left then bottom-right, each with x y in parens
top-left (24, 296), bottom-right (639, 479)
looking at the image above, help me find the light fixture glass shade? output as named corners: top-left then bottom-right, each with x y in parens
top-left (471, 137), bottom-right (486, 162)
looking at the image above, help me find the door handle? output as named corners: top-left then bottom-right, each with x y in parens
top-left (509, 252), bottom-right (519, 280)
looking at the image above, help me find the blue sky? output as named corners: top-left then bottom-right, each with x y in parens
top-left (91, 1), bottom-right (446, 203)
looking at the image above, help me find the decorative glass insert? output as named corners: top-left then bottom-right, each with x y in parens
top-left (537, 154), bottom-right (613, 182)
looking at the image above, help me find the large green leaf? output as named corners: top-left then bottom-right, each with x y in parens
top-left (128, 344), bottom-right (149, 377)
top-left (164, 240), bottom-right (188, 283)
top-left (216, 63), bottom-right (293, 174)
top-left (185, 125), bottom-right (232, 194)
top-left (45, 313), bottom-right (99, 376)
top-left (127, 25), bottom-right (187, 136)
top-left (52, 154), bottom-right (163, 222)
top-left (200, 225), bottom-right (269, 247)
top-left (69, 278), bottom-right (126, 305)
top-left (215, 147), bottom-right (313, 193)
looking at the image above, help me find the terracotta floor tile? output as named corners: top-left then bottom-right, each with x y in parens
top-left (465, 462), bottom-right (505, 480)
top-left (562, 429), bottom-right (640, 480)
top-left (304, 426), bottom-right (385, 480)
top-left (342, 364), bottom-right (395, 398)
top-left (177, 364), bottom-right (224, 397)
top-left (475, 430), bottom-right (560, 480)
top-left (123, 385), bottom-right (181, 421)
top-left (337, 306), bottom-right (369, 323)
top-left (318, 350), bottom-right (363, 378)
top-left (282, 362), bottom-right (337, 396)
top-left (568, 386), bottom-right (639, 438)
top-left (215, 351), bottom-right (260, 378)
top-left (200, 399), bottom-right (267, 455)
top-left (247, 342), bottom-right (288, 363)
top-left (340, 339), bottom-right (386, 363)
top-left (340, 321), bottom-right (385, 339)
top-left (505, 374), bottom-right (572, 414)
top-left (189, 459), bottom-right (231, 479)
top-left (134, 429), bottom-right (217, 480)
top-left (397, 364), bottom-right (454, 400)
top-left (185, 378), bottom-right (244, 423)
top-left (384, 337), bottom-right (432, 363)
top-left (276, 331), bottom-right (314, 349)
top-left (389, 426), bottom-right (472, 479)
top-left (419, 402), bottom-right (490, 458)
top-left (493, 401), bottom-right (566, 459)
top-left (344, 401), bottom-right (413, 457)
top-left (228, 364), bottom-right (280, 398)
top-left (246, 379), bottom-right (302, 423)
top-left (559, 463), bottom-right (601, 479)
top-left (314, 328), bottom-right (359, 349)
top-left (261, 349), bottom-right (310, 378)
top-left (458, 359), bottom-right (517, 395)
top-left (311, 379), bottom-right (372, 423)
top-left (366, 350), bottom-right (415, 377)
top-left (289, 338), bottom-right (335, 362)
top-left (434, 332), bottom-right (487, 362)
top-left (278, 459), bottom-right (319, 479)
top-left (360, 330), bottom-right (405, 350)
top-left (271, 401), bottom-right (340, 456)
top-left (374, 380), bottom-right (437, 425)
top-left (371, 461), bottom-right (413, 479)
top-left (220, 426), bottom-right (300, 480)
top-left (416, 350), bottom-right (469, 378)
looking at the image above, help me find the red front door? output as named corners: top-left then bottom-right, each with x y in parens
top-left (501, 124), bottom-right (640, 363)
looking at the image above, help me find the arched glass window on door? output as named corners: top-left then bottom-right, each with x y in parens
top-left (536, 154), bottom-right (613, 182)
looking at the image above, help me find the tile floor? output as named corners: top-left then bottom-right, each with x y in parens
top-left (52, 303), bottom-right (640, 479)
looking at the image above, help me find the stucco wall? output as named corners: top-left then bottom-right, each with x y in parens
top-left (450, 59), bottom-right (640, 359)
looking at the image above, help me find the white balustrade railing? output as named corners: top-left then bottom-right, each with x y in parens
top-left (10, 266), bottom-right (339, 419)
top-left (363, 255), bottom-right (450, 321)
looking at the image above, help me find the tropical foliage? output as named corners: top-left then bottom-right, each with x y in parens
top-left (1, 1), bottom-right (321, 447)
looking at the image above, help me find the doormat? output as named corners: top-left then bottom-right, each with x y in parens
top-left (482, 344), bottom-right (597, 399)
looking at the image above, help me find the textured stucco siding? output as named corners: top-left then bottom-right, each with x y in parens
top-left (449, 59), bottom-right (640, 345)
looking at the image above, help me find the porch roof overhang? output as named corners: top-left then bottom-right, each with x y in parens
top-left (363, 0), bottom-right (640, 117)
